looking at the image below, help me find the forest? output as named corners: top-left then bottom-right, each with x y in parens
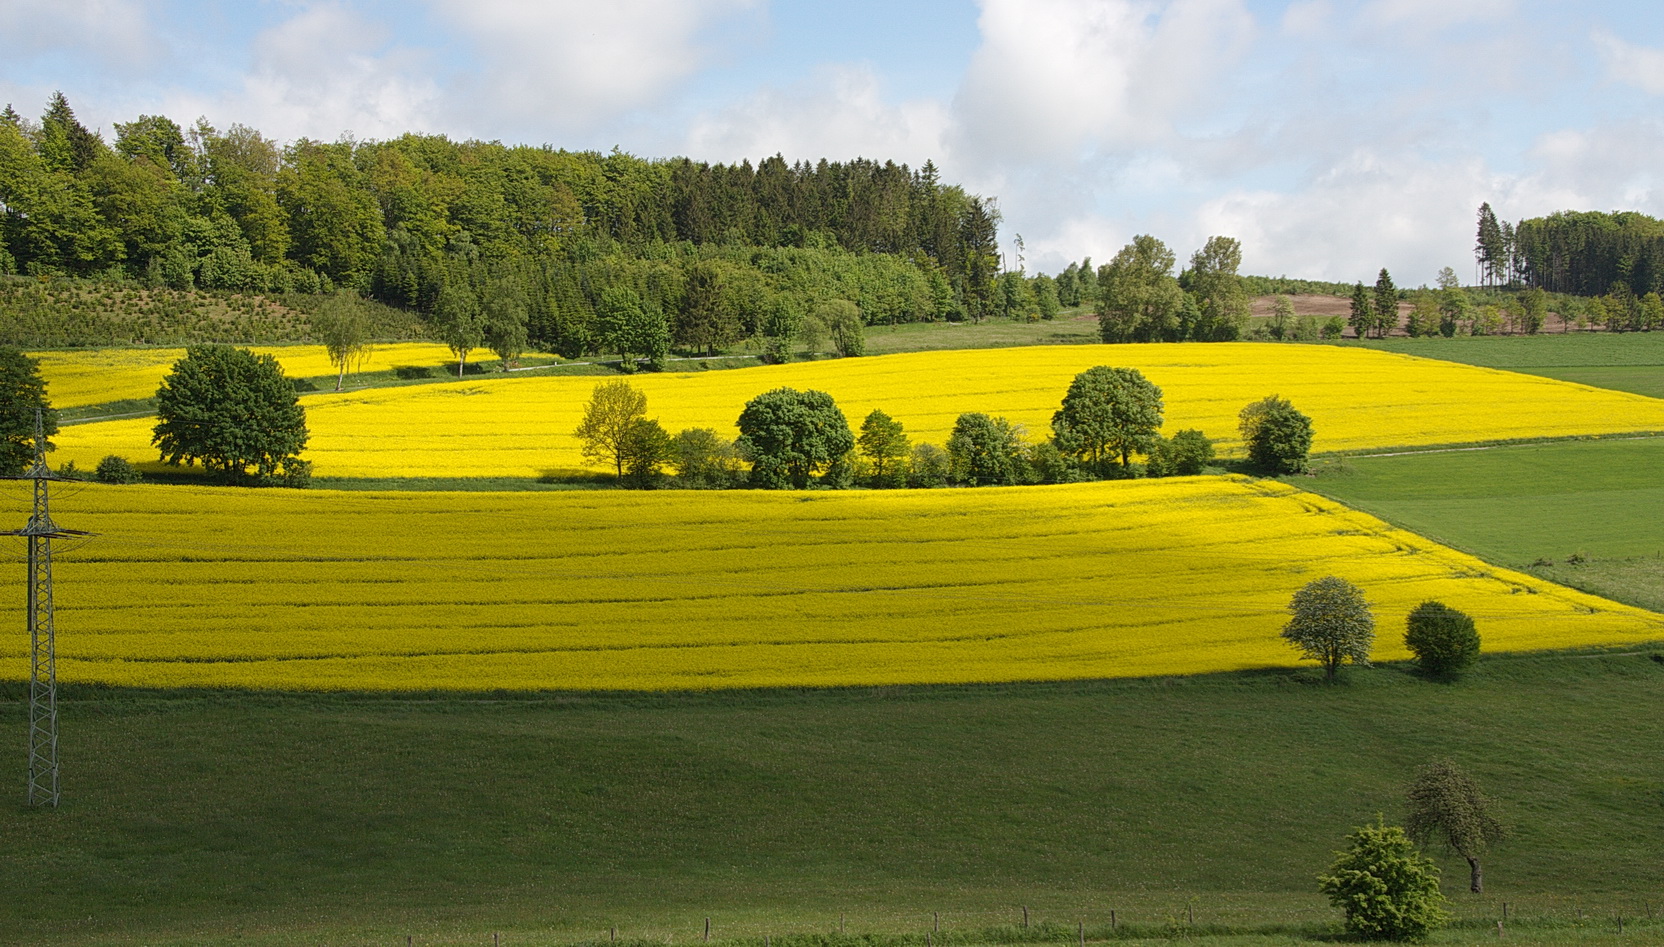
top-left (0, 93), bottom-right (1015, 358)
top-left (1479, 201), bottom-right (1664, 300)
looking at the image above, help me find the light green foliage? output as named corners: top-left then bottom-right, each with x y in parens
top-left (758, 294), bottom-right (804, 363)
top-left (671, 427), bottom-right (743, 489)
top-left (1320, 316), bottom-right (1345, 339)
top-left (736, 387), bottom-right (854, 489)
top-left (1186, 235), bottom-right (1250, 340)
top-left (618, 417), bottom-right (672, 489)
top-left (1282, 576), bottom-right (1374, 681)
top-left (1318, 819), bottom-right (1449, 942)
top-left (1147, 428), bottom-right (1214, 477)
top-left (481, 275), bottom-right (530, 369)
top-left (1268, 294), bottom-right (1295, 340)
top-left (798, 308), bottom-right (829, 354)
top-left (1239, 394), bottom-right (1313, 475)
top-left (1518, 287), bottom-right (1549, 334)
top-left (998, 270), bottom-right (1037, 321)
top-left (907, 442), bottom-right (950, 488)
top-left (573, 380), bottom-right (648, 481)
top-left (1405, 759), bottom-right (1506, 894)
top-left (432, 278), bottom-right (483, 376)
top-left (1405, 293), bottom-right (1440, 338)
top-left (311, 291), bottom-right (373, 389)
top-left (946, 412), bottom-right (1027, 486)
top-left (0, 347), bottom-right (56, 476)
top-left (1403, 601), bottom-right (1480, 676)
top-left (596, 285), bottom-right (668, 371)
top-left (857, 409), bottom-right (910, 487)
top-left (151, 345), bottom-right (309, 485)
top-left (1051, 365), bottom-right (1164, 474)
top-left (1032, 274), bottom-right (1060, 320)
top-left (1097, 235), bottom-right (1184, 343)
top-left (815, 298), bottom-right (865, 357)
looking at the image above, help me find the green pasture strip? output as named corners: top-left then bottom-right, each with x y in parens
top-left (2, 652), bottom-right (1662, 946)
top-left (1327, 333), bottom-right (1664, 398)
top-left (1306, 437), bottom-right (1664, 612)
top-left (860, 311), bottom-right (1101, 354)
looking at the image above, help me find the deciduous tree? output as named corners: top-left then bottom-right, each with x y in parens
top-left (573, 380), bottom-right (648, 481)
top-left (857, 409), bottom-right (910, 487)
top-left (1052, 366), bottom-right (1164, 474)
top-left (1406, 759), bottom-right (1506, 894)
top-left (311, 292), bottom-right (373, 390)
top-left (946, 412), bottom-right (1026, 486)
top-left (735, 387), bottom-right (854, 489)
top-left (1239, 394), bottom-right (1313, 474)
top-left (1403, 601), bottom-right (1480, 676)
top-left (0, 348), bottom-right (56, 476)
top-left (1281, 575), bottom-right (1374, 681)
top-left (152, 346), bottom-right (309, 485)
top-left (1319, 818), bottom-right (1450, 942)
top-left (1097, 235), bottom-right (1183, 343)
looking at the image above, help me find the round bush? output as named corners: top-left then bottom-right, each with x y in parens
top-left (1404, 600), bottom-right (1480, 675)
top-left (94, 455), bottom-right (142, 484)
top-left (1318, 820), bottom-right (1449, 942)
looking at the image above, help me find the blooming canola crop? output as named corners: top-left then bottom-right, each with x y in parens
top-left (48, 343), bottom-right (1664, 478)
top-left (1, 477), bottom-right (1657, 691)
top-left (33, 342), bottom-right (461, 409)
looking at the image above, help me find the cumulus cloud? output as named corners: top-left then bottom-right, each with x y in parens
top-left (683, 64), bottom-right (949, 166)
top-left (949, 0), bottom-right (1255, 165)
top-left (1593, 30), bottom-right (1664, 97)
top-left (231, 5), bottom-right (441, 141)
top-left (1359, 0), bottom-right (1516, 32)
top-left (429, 0), bottom-right (763, 134)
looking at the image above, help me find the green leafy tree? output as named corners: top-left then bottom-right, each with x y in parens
top-left (1403, 601), bottom-right (1480, 676)
top-left (758, 294), bottom-right (804, 363)
top-left (736, 387), bottom-right (854, 489)
top-left (433, 278), bottom-right (483, 377)
top-left (946, 412), bottom-right (1026, 486)
top-left (1032, 274), bottom-right (1060, 320)
top-left (1239, 394), bottom-right (1313, 474)
top-left (482, 275), bottom-right (530, 370)
top-left (1267, 294), bottom-right (1295, 340)
top-left (1405, 759), bottom-right (1506, 895)
top-left (1436, 267), bottom-right (1467, 336)
top-left (1186, 235), bottom-right (1250, 340)
top-left (311, 292), bottom-right (373, 390)
top-left (1282, 576), bottom-right (1374, 681)
top-left (815, 299), bottom-right (865, 357)
top-left (573, 380), bottom-right (648, 481)
top-left (1318, 818), bottom-right (1450, 942)
top-left (94, 454), bottom-right (142, 484)
top-left (671, 427), bottom-right (743, 489)
top-left (152, 346), bottom-right (309, 485)
top-left (1517, 286), bottom-right (1548, 335)
top-left (1404, 294), bottom-right (1440, 338)
top-left (1373, 268), bottom-right (1399, 337)
top-left (907, 442), bottom-right (950, 488)
top-left (0, 348), bottom-right (56, 476)
top-left (618, 417), bottom-right (673, 489)
top-left (1051, 365), bottom-right (1164, 474)
top-left (1097, 235), bottom-right (1184, 342)
top-left (1147, 428), bottom-right (1213, 477)
top-left (857, 409), bottom-right (910, 487)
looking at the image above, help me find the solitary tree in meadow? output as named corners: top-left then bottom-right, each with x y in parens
top-left (1281, 576), bottom-right (1374, 681)
top-left (735, 387), bottom-right (854, 489)
top-left (1406, 759), bottom-right (1506, 894)
top-left (574, 380), bottom-right (648, 482)
top-left (152, 345), bottom-right (309, 485)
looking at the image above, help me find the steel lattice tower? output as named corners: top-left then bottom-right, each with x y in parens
top-left (4, 413), bottom-right (86, 807)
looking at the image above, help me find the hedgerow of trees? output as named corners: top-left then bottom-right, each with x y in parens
top-left (0, 93), bottom-right (1009, 355)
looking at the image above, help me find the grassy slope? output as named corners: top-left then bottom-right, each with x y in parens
top-left (1306, 438), bottom-right (1664, 612)
top-left (1332, 333), bottom-right (1664, 398)
top-left (3, 653), bottom-right (1663, 946)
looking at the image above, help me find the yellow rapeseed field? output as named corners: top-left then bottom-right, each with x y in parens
top-left (33, 342), bottom-right (461, 408)
top-left (48, 343), bottom-right (1664, 478)
top-left (0, 477), bottom-right (1656, 691)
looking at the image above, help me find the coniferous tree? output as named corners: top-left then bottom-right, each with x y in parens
top-left (1372, 268), bottom-right (1399, 338)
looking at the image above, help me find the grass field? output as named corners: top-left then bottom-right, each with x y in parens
top-left (1335, 332), bottom-right (1664, 398)
top-left (0, 476), bottom-right (1657, 692)
top-left (46, 343), bottom-right (1664, 479)
top-left (1307, 437), bottom-right (1664, 613)
top-left (2, 653), bottom-right (1662, 946)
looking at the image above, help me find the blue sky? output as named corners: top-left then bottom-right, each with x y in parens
top-left (5, 0), bottom-right (1664, 283)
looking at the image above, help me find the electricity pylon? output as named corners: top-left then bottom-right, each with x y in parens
top-left (3, 412), bottom-right (87, 807)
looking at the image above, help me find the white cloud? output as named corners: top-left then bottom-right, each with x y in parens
top-left (429, 0), bottom-right (763, 134)
top-left (1360, 0), bottom-right (1516, 31)
top-left (0, 0), bottom-right (162, 68)
top-left (231, 4), bottom-right (442, 141)
top-left (1593, 30), bottom-right (1664, 96)
top-left (683, 64), bottom-right (949, 166)
top-left (949, 0), bottom-right (1255, 165)
top-left (1280, 0), bottom-right (1331, 38)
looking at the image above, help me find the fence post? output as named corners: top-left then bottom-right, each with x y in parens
top-left (1078, 921), bottom-right (1084, 947)
top-left (1110, 911), bottom-right (1116, 932)
top-left (1023, 906), bottom-right (1029, 929)
top-left (704, 918), bottom-right (710, 943)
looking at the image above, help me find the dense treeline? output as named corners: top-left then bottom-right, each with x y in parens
top-left (0, 93), bottom-right (1002, 356)
top-left (1480, 202), bottom-right (1664, 300)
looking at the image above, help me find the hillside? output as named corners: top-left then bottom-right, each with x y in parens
top-left (47, 343), bottom-right (1664, 479)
